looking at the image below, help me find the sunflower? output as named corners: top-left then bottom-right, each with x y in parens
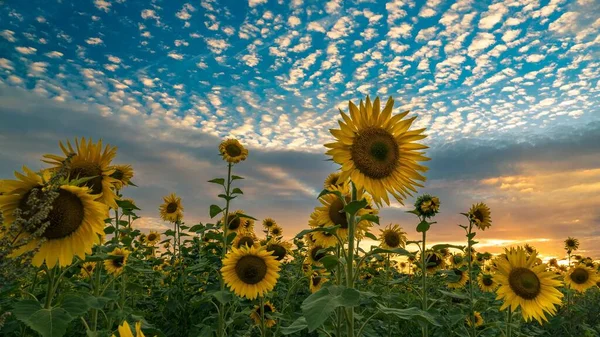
top-left (325, 96), bottom-right (429, 206)
top-left (449, 253), bottom-right (466, 268)
top-left (548, 258), bottom-right (559, 268)
top-left (159, 193), bottom-right (183, 222)
top-left (0, 166), bottom-right (108, 268)
top-left (361, 272), bottom-right (374, 283)
top-left (243, 218), bottom-right (255, 231)
top-left (311, 225), bottom-right (338, 248)
top-left (232, 230), bottom-right (259, 249)
top-left (42, 137), bottom-right (120, 209)
top-left (109, 164), bottom-right (134, 190)
top-left (564, 237), bottom-right (579, 252)
top-left (222, 210), bottom-right (248, 233)
top-left (221, 245), bottom-right (280, 299)
top-left (307, 244), bottom-right (329, 265)
top-left (467, 203), bottom-right (492, 231)
top-left (111, 321), bottom-right (145, 337)
top-left (310, 271), bottom-right (329, 293)
top-left (379, 224), bottom-right (407, 249)
top-left (263, 218), bottom-right (277, 230)
top-left (524, 244), bottom-right (536, 255)
top-left (266, 239), bottom-right (292, 261)
top-left (249, 301), bottom-right (277, 328)
top-left (564, 264), bottom-right (599, 293)
top-left (219, 139), bottom-right (248, 163)
top-left (80, 262), bottom-right (96, 278)
top-left (466, 312), bottom-right (484, 328)
top-left (493, 247), bottom-right (563, 324)
top-left (144, 231), bottom-right (161, 246)
top-left (477, 273), bottom-right (498, 292)
top-left (418, 250), bottom-right (446, 273)
top-left (302, 259), bottom-right (312, 275)
top-left (104, 248), bottom-right (130, 276)
top-left (414, 194), bottom-right (440, 219)
top-left (270, 225), bottom-right (283, 237)
top-left (316, 185), bottom-right (373, 240)
top-left (323, 172), bottom-right (347, 190)
top-left (447, 268), bottom-right (469, 289)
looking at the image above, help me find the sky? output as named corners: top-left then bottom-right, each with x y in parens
top-left (0, 0), bottom-right (599, 261)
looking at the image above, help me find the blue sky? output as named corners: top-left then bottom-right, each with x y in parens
top-left (1, 0), bottom-right (599, 259)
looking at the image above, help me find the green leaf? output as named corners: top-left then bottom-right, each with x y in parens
top-left (235, 213), bottom-right (257, 221)
top-left (406, 209), bottom-right (421, 216)
top-left (115, 199), bottom-right (140, 210)
top-left (320, 255), bottom-right (342, 270)
top-left (14, 300), bottom-right (73, 337)
top-left (60, 294), bottom-right (90, 317)
top-left (416, 220), bottom-right (430, 233)
top-left (211, 291), bottom-right (233, 305)
top-left (364, 231), bottom-right (378, 241)
top-left (103, 226), bottom-right (115, 235)
top-left (208, 178), bottom-right (225, 186)
top-left (344, 199), bottom-right (368, 216)
top-left (377, 305), bottom-right (440, 326)
top-left (189, 224), bottom-right (204, 232)
top-left (358, 214), bottom-right (379, 224)
top-left (370, 247), bottom-right (412, 256)
top-left (467, 232), bottom-right (476, 239)
top-left (317, 189), bottom-right (342, 200)
top-left (293, 225), bottom-right (340, 239)
top-left (218, 194), bottom-right (236, 201)
top-left (431, 244), bottom-right (465, 252)
top-left (231, 175), bottom-right (244, 180)
top-left (209, 205), bottom-right (222, 218)
top-left (231, 188), bottom-right (243, 195)
top-left (438, 290), bottom-right (469, 300)
top-left (281, 316), bottom-right (308, 335)
top-left (301, 286), bottom-right (360, 332)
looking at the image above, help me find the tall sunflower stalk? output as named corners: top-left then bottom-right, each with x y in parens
top-left (217, 162), bottom-right (233, 337)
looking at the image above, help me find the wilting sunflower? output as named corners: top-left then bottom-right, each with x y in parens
top-left (104, 248), bottom-right (130, 276)
top-left (222, 210), bottom-right (248, 233)
top-left (80, 262), bottom-right (96, 278)
top-left (42, 137), bottom-right (120, 209)
top-left (449, 253), bottom-right (466, 268)
top-left (111, 321), bottom-right (145, 337)
top-left (477, 273), bottom-right (498, 292)
top-left (414, 194), bottom-right (440, 219)
top-left (249, 301), bottom-right (277, 328)
top-left (325, 96), bottom-right (430, 206)
top-left (467, 203), bottom-right (492, 231)
top-left (310, 271), bottom-right (329, 293)
top-left (263, 217), bottom-right (277, 230)
top-left (232, 230), bottom-right (259, 249)
top-left (221, 245), bottom-right (281, 299)
top-left (323, 172), bottom-right (347, 190)
top-left (270, 225), bottom-right (283, 237)
top-left (109, 164), bottom-right (134, 190)
top-left (266, 239), bottom-right (292, 261)
top-left (379, 224), bottom-right (407, 249)
top-left (159, 193), bottom-right (183, 222)
top-left (307, 244), bottom-right (329, 265)
top-left (0, 166), bottom-right (108, 268)
top-left (219, 139), bottom-right (248, 163)
top-left (447, 268), bottom-right (469, 289)
top-left (548, 258), bottom-right (559, 268)
top-left (564, 237), bottom-right (579, 252)
top-left (418, 250), bottom-right (446, 273)
top-left (144, 231), bottom-right (161, 246)
top-left (316, 185), bottom-right (373, 240)
top-left (494, 247), bottom-right (563, 324)
top-left (466, 312), bottom-right (484, 328)
top-left (564, 264), bottom-right (599, 293)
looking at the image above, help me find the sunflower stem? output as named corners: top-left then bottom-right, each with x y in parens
top-left (467, 221), bottom-right (476, 337)
top-left (44, 266), bottom-right (56, 309)
top-left (92, 261), bottom-right (102, 331)
top-left (506, 307), bottom-right (512, 337)
top-left (386, 255), bottom-right (392, 337)
top-left (260, 296), bottom-right (266, 337)
top-left (421, 221), bottom-right (428, 337)
top-left (336, 244), bottom-right (343, 337)
top-left (218, 162), bottom-right (233, 337)
top-left (345, 183), bottom-right (357, 337)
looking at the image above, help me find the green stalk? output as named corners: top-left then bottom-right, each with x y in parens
top-left (345, 184), bottom-right (357, 337)
top-left (44, 267), bottom-right (56, 309)
top-left (506, 307), bottom-right (512, 337)
top-left (217, 162), bottom-right (233, 337)
top-left (260, 296), bottom-right (266, 337)
top-left (421, 224), bottom-right (428, 337)
top-left (386, 255), bottom-right (392, 337)
top-left (336, 245), bottom-right (343, 337)
top-left (467, 221), bottom-right (476, 337)
top-left (92, 262), bottom-right (102, 331)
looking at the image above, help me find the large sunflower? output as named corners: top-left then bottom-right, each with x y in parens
top-left (316, 185), bottom-right (374, 240)
top-left (104, 248), bottom-right (130, 276)
top-left (477, 273), bottom-right (498, 292)
top-left (159, 193), bottom-right (183, 222)
top-left (467, 203), bottom-right (492, 231)
top-left (111, 321), bottom-right (145, 337)
top-left (325, 96), bottom-right (429, 206)
top-left (249, 301), bottom-right (277, 328)
top-left (564, 237), bottom-right (579, 252)
top-left (379, 224), bottom-right (407, 249)
top-left (109, 164), bottom-right (134, 190)
top-left (0, 166), bottom-right (108, 268)
top-left (42, 137), bottom-right (120, 209)
top-left (265, 239), bottom-right (292, 261)
top-left (564, 264), bottom-right (599, 293)
top-left (447, 268), bottom-right (469, 289)
top-left (493, 247), bottom-right (563, 324)
top-left (219, 139), bottom-right (248, 163)
top-left (221, 245), bottom-right (280, 299)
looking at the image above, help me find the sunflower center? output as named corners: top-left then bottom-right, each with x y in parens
top-left (229, 216), bottom-right (241, 230)
top-left (272, 228), bottom-right (281, 236)
top-left (70, 162), bottom-right (104, 195)
top-left (235, 255), bottom-right (268, 285)
top-left (20, 189), bottom-right (85, 240)
top-left (110, 169), bottom-right (124, 181)
top-left (112, 256), bottom-right (125, 268)
top-left (571, 268), bottom-right (589, 284)
top-left (225, 144), bottom-right (242, 157)
top-left (237, 236), bottom-right (255, 248)
top-left (267, 244), bottom-right (287, 261)
top-left (86, 265), bottom-right (93, 271)
top-left (310, 246), bottom-right (326, 261)
top-left (508, 267), bottom-right (541, 299)
top-left (312, 276), bottom-right (322, 286)
top-left (384, 231), bottom-right (400, 247)
top-left (482, 277), bottom-right (493, 286)
top-left (566, 239), bottom-right (575, 247)
top-left (265, 221), bottom-right (274, 227)
top-left (350, 127), bottom-right (399, 179)
top-left (147, 233), bottom-right (157, 241)
top-left (166, 202), bottom-right (178, 213)
top-left (427, 253), bottom-right (442, 268)
top-left (472, 209), bottom-right (484, 223)
top-left (453, 269), bottom-right (463, 277)
top-left (328, 197), bottom-right (350, 228)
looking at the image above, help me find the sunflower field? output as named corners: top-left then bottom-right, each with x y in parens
top-left (1, 96), bottom-right (599, 337)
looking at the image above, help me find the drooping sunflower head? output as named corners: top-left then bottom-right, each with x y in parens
top-left (564, 237), bottom-right (579, 252)
top-left (222, 210), bottom-right (248, 233)
top-left (323, 172), bottom-right (347, 190)
top-left (467, 203), bottom-right (492, 231)
top-left (221, 245), bottom-right (281, 300)
top-left (159, 193), bottom-right (183, 222)
top-left (447, 268), bottom-right (469, 289)
top-left (232, 230), bottom-right (259, 249)
top-left (477, 273), bottom-right (498, 292)
top-left (109, 164), bottom-right (134, 190)
top-left (316, 185), bottom-right (372, 240)
top-left (249, 301), bottom-right (277, 328)
top-left (144, 231), bottom-right (161, 246)
top-left (379, 224), bottom-right (407, 249)
top-left (493, 246), bottom-right (563, 324)
top-left (219, 138), bottom-right (248, 164)
top-left (104, 248), bottom-right (130, 276)
top-left (80, 262), bottom-right (96, 278)
top-left (0, 166), bottom-right (108, 268)
top-left (310, 224), bottom-right (338, 248)
top-left (449, 253), bottom-right (466, 267)
top-left (270, 225), bottom-right (283, 237)
top-left (263, 218), bottom-right (277, 230)
top-left (414, 194), bottom-right (440, 219)
top-left (564, 264), bottom-right (599, 293)
top-left (266, 239), bottom-right (292, 261)
top-left (418, 250), bottom-right (445, 273)
top-left (466, 312), bottom-right (484, 328)
top-left (42, 137), bottom-right (120, 209)
top-left (243, 218), bottom-right (255, 231)
top-left (307, 244), bottom-right (329, 265)
top-left (310, 270), bottom-right (329, 293)
top-left (325, 96), bottom-right (430, 206)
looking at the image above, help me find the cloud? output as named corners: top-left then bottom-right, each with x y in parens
top-left (94, 0), bottom-right (111, 12)
top-left (85, 37), bottom-right (103, 45)
top-left (15, 46), bottom-right (37, 54)
top-left (248, 0), bottom-right (268, 7)
top-left (167, 52), bottom-right (184, 60)
top-left (526, 54), bottom-right (545, 63)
